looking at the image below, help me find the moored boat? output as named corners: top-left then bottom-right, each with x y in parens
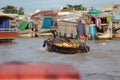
top-left (96, 29), bottom-right (113, 40)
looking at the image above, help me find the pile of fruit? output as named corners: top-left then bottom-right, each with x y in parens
top-left (54, 41), bottom-right (78, 48)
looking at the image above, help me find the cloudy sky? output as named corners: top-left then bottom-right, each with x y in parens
top-left (0, 0), bottom-right (120, 13)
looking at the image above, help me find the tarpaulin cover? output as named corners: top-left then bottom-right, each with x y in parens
top-left (107, 16), bottom-right (112, 23)
top-left (91, 14), bottom-right (97, 19)
top-left (18, 20), bottom-right (29, 30)
top-left (42, 17), bottom-right (52, 29)
top-left (89, 10), bottom-right (102, 14)
top-left (0, 63), bottom-right (80, 79)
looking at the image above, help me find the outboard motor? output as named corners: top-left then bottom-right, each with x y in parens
top-left (43, 40), bottom-right (47, 47)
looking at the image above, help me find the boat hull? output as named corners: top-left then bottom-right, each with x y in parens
top-left (96, 30), bottom-right (112, 40)
top-left (47, 44), bottom-right (90, 54)
top-left (43, 40), bottom-right (90, 54)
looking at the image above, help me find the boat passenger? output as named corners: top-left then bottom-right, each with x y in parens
top-left (76, 20), bottom-right (87, 45)
top-left (51, 30), bottom-right (58, 43)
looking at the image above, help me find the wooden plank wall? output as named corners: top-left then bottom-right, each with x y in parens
top-left (0, 32), bottom-right (18, 39)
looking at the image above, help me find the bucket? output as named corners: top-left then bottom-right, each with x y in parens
top-left (89, 25), bottom-right (96, 37)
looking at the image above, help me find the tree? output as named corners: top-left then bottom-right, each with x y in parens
top-left (18, 7), bottom-right (24, 15)
top-left (1, 5), bottom-right (24, 15)
top-left (67, 4), bottom-right (74, 9)
top-left (62, 4), bottom-right (87, 11)
top-left (1, 5), bottom-right (17, 13)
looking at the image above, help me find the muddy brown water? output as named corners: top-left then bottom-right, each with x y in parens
top-left (0, 37), bottom-right (120, 80)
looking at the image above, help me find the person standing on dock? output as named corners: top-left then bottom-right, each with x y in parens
top-left (76, 20), bottom-right (87, 45)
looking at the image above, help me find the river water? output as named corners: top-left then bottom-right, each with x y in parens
top-left (0, 37), bottom-right (120, 80)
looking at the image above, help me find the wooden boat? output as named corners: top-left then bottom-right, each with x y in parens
top-left (39, 31), bottom-right (53, 36)
top-left (17, 29), bottom-right (36, 38)
top-left (114, 33), bottom-right (120, 38)
top-left (43, 38), bottom-right (90, 54)
top-left (96, 29), bottom-right (113, 40)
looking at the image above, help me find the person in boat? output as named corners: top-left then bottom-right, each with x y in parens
top-left (51, 30), bottom-right (58, 43)
top-left (76, 20), bottom-right (87, 45)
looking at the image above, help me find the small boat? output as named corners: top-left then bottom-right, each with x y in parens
top-left (43, 38), bottom-right (90, 54)
top-left (96, 29), bottom-right (113, 40)
top-left (39, 31), bottom-right (53, 36)
top-left (114, 33), bottom-right (120, 38)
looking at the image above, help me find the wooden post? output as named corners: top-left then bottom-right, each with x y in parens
top-left (109, 20), bottom-right (113, 38)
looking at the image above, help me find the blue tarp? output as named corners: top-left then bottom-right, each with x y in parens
top-left (0, 18), bottom-right (10, 31)
top-left (42, 17), bottom-right (52, 29)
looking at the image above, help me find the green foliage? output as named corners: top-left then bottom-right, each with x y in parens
top-left (1, 5), bottom-right (24, 15)
top-left (18, 7), bottom-right (24, 15)
top-left (62, 4), bottom-right (87, 11)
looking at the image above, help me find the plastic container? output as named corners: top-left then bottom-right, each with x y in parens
top-left (89, 25), bottom-right (96, 37)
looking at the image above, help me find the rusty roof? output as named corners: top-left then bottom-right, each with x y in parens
top-left (31, 10), bottom-right (59, 17)
top-left (0, 13), bottom-right (14, 20)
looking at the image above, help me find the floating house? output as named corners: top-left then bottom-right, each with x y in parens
top-left (0, 13), bottom-right (17, 42)
top-left (30, 10), bottom-right (59, 36)
top-left (112, 10), bottom-right (120, 38)
top-left (85, 9), bottom-right (113, 40)
top-left (57, 11), bottom-right (82, 38)
top-left (100, 4), bottom-right (120, 39)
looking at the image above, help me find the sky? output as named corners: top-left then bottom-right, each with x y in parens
top-left (0, 0), bottom-right (120, 13)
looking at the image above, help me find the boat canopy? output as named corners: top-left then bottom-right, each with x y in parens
top-left (18, 20), bottom-right (29, 30)
top-left (42, 17), bottom-right (52, 29)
